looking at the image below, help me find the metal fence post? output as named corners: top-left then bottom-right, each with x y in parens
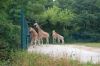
top-left (20, 9), bottom-right (28, 49)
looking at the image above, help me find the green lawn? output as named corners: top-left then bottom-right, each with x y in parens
top-left (76, 43), bottom-right (100, 48)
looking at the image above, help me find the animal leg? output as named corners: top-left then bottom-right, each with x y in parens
top-left (58, 38), bottom-right (60, 44)
top-left (41, 39), bottom-right (43, 45)
top-left (53, 37), bottom-right (54, 44)
top-left (38, 39), bottom-right (40, 45)
top-left (46, 38), bottom-right (49, 44)
top-left (40, 38), bottom-right (43, 45)
top-left (54, 38), bottom-right (57, 44)
top-left (34, 40), bottom-right (36, 45)
top-left (30, 39), bottom-right (33, 45)
top-left (53, 38), bottom-right (56, 44)
top-left (62, 39), bottom-right (64, 44)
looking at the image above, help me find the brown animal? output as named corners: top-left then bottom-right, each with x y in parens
top-left (29, 27), bottom-right (39, 45)
top-left (52, 30), bottom-right (64, 44)
top-left (34, 23), bottom-right (49, 44)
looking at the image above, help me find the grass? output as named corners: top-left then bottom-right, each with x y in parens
top-left (76, 43), bottom-right (100, 48)
top-left (0, 51), bottom-right (99, 66)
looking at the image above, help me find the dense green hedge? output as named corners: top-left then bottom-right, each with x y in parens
top-left (0, 21), bottom-right (20, 61)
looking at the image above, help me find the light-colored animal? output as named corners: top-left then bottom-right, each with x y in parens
top-left (29, 27), bottom-right (39, 45)
top-left (52, 30), bottom-right (64, 44)
top-left (34, 23), bottom-right (49, 44)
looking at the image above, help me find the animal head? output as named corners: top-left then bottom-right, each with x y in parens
top-left (34, 23), bottom-right (39, 28)
top-left (52, 30), bottom-right (55, 33)
top-left (29, 27), bottom-right (36, 33)
top-left (29, 27), bottom-right (33, 32)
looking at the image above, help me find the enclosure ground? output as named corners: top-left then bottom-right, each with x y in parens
top-left (28, 44), bottom-right (100, 64)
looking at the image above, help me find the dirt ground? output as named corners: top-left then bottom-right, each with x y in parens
top-left (28, 44), bottom-right (100, 64)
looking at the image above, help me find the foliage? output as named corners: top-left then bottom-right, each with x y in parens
top-left (0, 21), bottom-right (20, 61)
top-left (38, 6), bottom-right (75, 25)
top-left (0, 0), bottom-right (21, 61)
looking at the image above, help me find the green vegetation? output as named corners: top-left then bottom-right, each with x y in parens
top-left (0, 51), bottom-right (99, 66)
top-left (0, 0), bottom-right (100, 66)
top-left (78, 43), bottom-right (100, 48)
